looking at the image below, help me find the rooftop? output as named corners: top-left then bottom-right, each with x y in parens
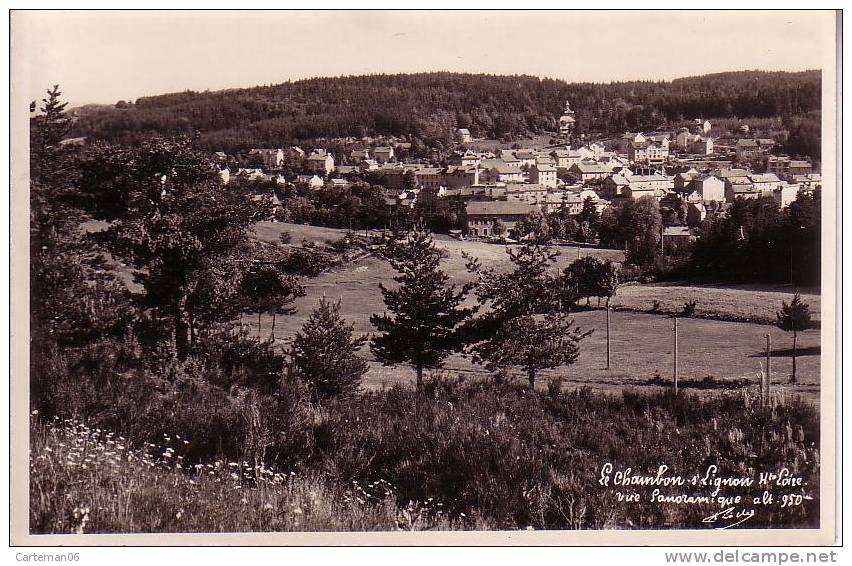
top-left (749, 173), bottom-right (781, 183)
top-left (465, 201), bottom-right (538, 216)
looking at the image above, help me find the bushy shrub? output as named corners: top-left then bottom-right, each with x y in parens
top-left (291, 298), bottom-right (369, 399)
top-left (194, 328), bottom-right (287, 393)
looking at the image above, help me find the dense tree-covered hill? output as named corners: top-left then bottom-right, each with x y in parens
top-left (68, 70), bottom-right (821, 152)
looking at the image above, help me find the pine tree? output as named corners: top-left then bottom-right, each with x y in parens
top-left (370, 229), bottom-right (474, 389)
top-left (31, 85), bottom-right (70, 163)
top-left (239, 260), bottom-right (304, 340)
top-left (776, 294), bottom-right (812, 383)
top-left (466, 240), bottom-right (591, 387)
top-left (472, 313), bottom-right (589, 388)
top-left (465, 240), bottom-right (559, 317)
top-left (292, 297), bottom-right (369, 399)
top-left (87, 136), bottom-right (271, 359)
top-left (29, 86), bottom-right (133, 347)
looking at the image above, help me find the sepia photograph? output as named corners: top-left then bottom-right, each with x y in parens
top-left (8, 8), bottom-right (839, 548)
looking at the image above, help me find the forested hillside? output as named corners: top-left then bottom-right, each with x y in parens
top-left (69, 70), bottom-right (821, 151)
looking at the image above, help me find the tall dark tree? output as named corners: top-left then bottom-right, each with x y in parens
top-left (84, 137), bottom-right (271, 359)
top-left (466, 240), bottom-right (590, 387)
top-left (465, 241), bottom-right (559, 318)
top-left (622, 196), bottom-right (663, 266)
top-left (30, 86), bottom-right (133, 347)
top-left (239, 258), bottom-right (304, 340)
top-left (370, 229), bottom-right (474, 388)
top-left (689, 192), bottom-right (821, 285)
top-left (776, 294), bottom-right (812, 384)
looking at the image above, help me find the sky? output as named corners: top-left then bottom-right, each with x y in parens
top-left (13, 10), bottom-right (837, 107)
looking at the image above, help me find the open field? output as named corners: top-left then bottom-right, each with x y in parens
top-left (612, 282), bottom-right (821, 325)
top-left (82, 220), bottom-right (823, 401)
top-left (249, 222), bottom-right (822, 402)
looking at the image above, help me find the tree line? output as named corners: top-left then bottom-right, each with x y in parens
top-left (69, 70), bottom-right (821, 153)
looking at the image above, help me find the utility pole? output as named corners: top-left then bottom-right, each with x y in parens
top-left (673, 317), bottom-right (679, 395)
top-left (764, 333), bottom-right (772, 405)
top-left (606, 304), bottom-right (611, 370)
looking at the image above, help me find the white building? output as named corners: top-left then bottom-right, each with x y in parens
top-left (529, 164), bottom-right (558, 188)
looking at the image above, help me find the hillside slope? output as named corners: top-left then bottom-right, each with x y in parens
top-left (69, 70), bottom-right (821, 151)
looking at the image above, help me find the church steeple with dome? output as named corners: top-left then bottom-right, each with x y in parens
top-left (559, 100), bottom-right (576, 142)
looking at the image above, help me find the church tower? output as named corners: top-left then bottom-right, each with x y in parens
top-left (559, 100), bottom-right (576, 143)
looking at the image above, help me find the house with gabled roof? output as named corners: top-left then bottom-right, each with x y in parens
top-left (772, 182), bottom-right (801, 208)
top-left (465, 201), bottom-right (537, 238)
top-left (372, 146), bottom-right (395, 164)
top-left (249, 148), bottom-right (284, 169)
top-left (748, 173), bottom-right (782, 195)
top-left (569, 160), bottom-right (610, 183)
top-left (529, 164), bottom-right (557, 188)
top-left (687, 175), bottom-right (725, 203)
top-left (306, 150), bottom-right (335, 175)
top-left (297, 174), bottom-right (324, 189)
top-left (725, 176), bottom-right (760, 202)
top-left (482, 163), bottom-right (524, 184)
top-left (350, 148), bottom-right (371, 162)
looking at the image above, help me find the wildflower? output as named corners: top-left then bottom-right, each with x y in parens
top-left (176, 509), bottom-right (184, 520)
top-left (263, 503), bottom-right (274, 511)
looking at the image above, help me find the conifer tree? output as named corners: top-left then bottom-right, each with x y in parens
top-left (370, 229), bottom-right (474, 388)
top-left (292, 297), bottom-right (368, 399)
top-left (776, 294), bottom-right (812, 383)
top-left (466, 240), bottom-right (590, 387)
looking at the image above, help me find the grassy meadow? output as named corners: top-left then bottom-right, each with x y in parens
top-left (249, 222), bottom-right (822, 401)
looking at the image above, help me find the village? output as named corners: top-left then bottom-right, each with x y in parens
top-left (217, 99), bottom-right (820, 247)
top-left (19, 4), bottom-right (835, 541)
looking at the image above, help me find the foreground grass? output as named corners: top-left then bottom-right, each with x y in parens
top-left (31, 379), bottom-right (820, 533)
top-left (30, 416), bottom-right (457, 534)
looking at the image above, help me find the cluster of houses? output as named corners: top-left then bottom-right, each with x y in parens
top-left (215, 103), bottom-right (819, 241)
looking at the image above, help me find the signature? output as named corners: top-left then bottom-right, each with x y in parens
top-left (702, 507), bottom-right (756, 529)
